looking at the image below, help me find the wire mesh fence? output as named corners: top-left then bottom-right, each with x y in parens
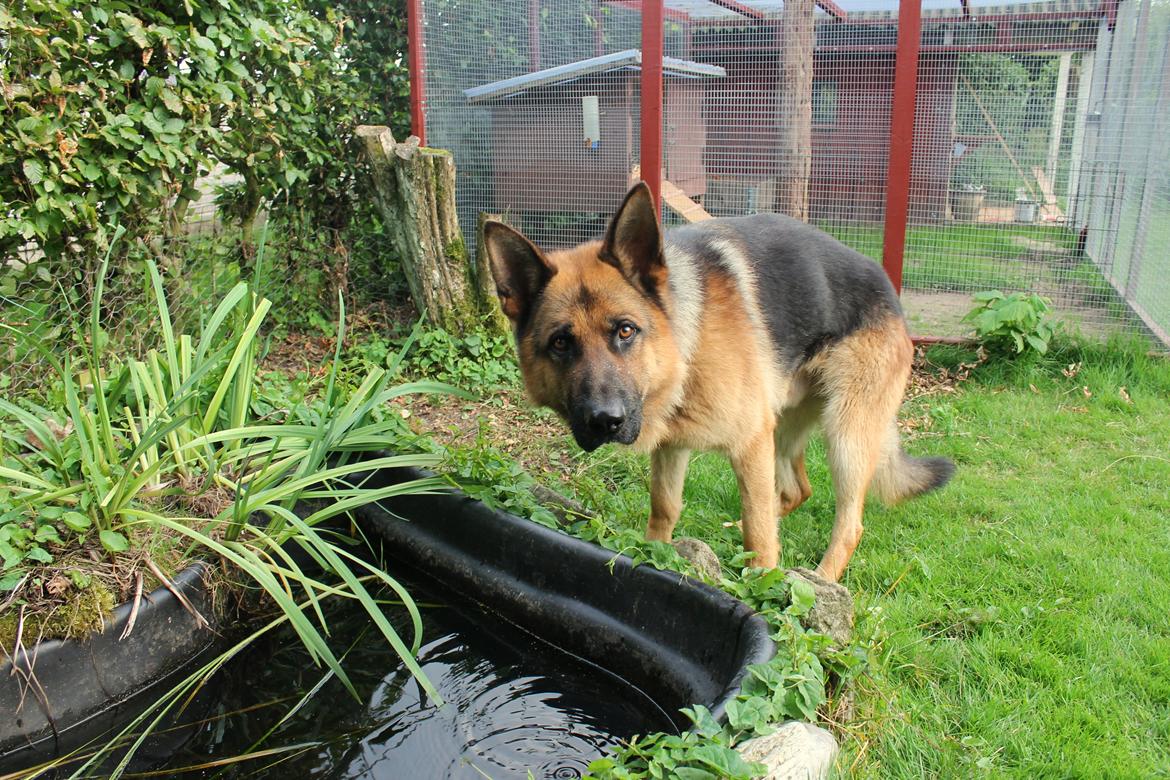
top-left (417, 0), bottom-right (1169, 347)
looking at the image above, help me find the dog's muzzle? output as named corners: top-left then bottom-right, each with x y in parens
top-left (569, 397), bottom-right (642, 452)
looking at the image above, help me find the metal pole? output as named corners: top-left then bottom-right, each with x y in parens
top-left (407, 0), bottom-right (427, 144)
top-left (640, 0), bottom-right (664, 217)
top-left (1046, 52), bottom-right (1072, 185)
top-left (881, 0), bottom-right (922, 294)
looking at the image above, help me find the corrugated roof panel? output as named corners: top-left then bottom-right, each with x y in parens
top-left (465, 49), bottom-right (726, 103)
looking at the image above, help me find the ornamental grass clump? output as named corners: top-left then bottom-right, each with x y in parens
top-left (1, 227), bottom-right (458, 704)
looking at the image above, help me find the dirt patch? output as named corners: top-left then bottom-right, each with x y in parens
top-left (393, 389), bottom-right (585, 489)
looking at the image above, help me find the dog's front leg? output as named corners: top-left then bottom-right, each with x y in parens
top-left (646, 446), bottom-right (691, 542)
top-left (732, 429), bottom-right (779, 568)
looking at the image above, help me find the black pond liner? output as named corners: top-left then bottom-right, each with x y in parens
top-left (0, 562), bottom-right (219, 771)
top-left (352, 466), bottom-right (775, 731)
top-left (0, 464), bottom-right (774, 773)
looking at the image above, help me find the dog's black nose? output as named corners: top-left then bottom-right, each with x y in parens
top-left (586, 403), bottom-right (626, 436)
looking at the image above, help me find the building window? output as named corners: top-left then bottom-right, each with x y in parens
top-left (813, 79), bottom-right (838, 126)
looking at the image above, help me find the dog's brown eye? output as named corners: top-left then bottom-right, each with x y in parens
top-left (617, 323), bottom-right (637, 341)
top-left (550, 334), bottom-right (570, 353)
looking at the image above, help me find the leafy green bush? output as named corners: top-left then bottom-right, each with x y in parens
top-left (1, 0), bottom-right (411, 353)
top-left (963, 290), bottom-right (1056, 354)
top-left (1, 0), bottom-right (343, 257)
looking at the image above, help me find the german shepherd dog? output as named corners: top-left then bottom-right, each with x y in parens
top-left (483, 183), bottom-right (954, 581)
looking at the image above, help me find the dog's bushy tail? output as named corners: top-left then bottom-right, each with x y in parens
top-left (872, 425), bottom-right (955, 505)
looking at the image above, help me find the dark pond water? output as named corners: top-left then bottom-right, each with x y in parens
top-left (164, 572), bottom-right (676, 779)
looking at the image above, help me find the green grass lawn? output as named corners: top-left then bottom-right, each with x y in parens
top-left (557, 339), bottom-right (1170, 778)
top-left (819, 220), bottom-right (1087, 294)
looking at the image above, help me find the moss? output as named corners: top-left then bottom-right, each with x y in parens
top-left (0, 579), bottom-right (116, 649)
top-left (444, 237), bottom-right (467, 266)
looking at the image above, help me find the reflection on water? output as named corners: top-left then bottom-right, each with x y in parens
top-left (170, 573), bottom-right (674, 779)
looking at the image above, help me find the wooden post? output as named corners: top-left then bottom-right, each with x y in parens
top-left (356, 125), bottom-right (505, 336)
top-left (407, 0), bottom-right (427, 144)
top-left (776, 0), bottom-right (814, 220)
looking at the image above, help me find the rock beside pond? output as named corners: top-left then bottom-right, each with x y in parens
top-left (787, 567), bottom-right (854, 647)
top-left (672, 537), bottom-right (722, 581)
top-left (738, 721), bottom-right (838, 780)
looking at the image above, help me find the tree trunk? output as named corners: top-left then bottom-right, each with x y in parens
top-left (239, 169), bottom-right (263, 266)
top-left (776, 0), bottom-right (814, 221)
top-left (356, 125), bottom-right (506, 337)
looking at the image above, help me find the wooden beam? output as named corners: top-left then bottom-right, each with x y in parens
top-left (630, 166), bottom-right (713, 222)
top-left (960, 73), bottom-right (1040, 203)
top-left (708, 0), bottom-right (765, 20)
top-left (816, 0), bottom-right (848, 21)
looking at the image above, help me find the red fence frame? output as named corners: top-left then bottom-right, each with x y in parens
top-left (407, 0), bottom-right (427, 144)
top-left (640, 0), bottom-right (665, 218)
top-left (881, 0), bottom-right (923, 294)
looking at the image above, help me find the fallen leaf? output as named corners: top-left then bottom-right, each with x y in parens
top-left (46, 574), bottom-right (71, 597)
top-left (1119, 386), bottom-right (1132, 404)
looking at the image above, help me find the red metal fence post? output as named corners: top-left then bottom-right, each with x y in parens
top-left (881, 0), bottom-right (923, 293)
top-left (640, 0), bottom-right (665, 218)
top-left (407, 0), bottom-right (427, 145)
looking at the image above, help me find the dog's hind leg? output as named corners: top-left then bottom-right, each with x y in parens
top-left (774, 398), bottom-right (821, 518)
top-left (647, 446), bottom-right (691, 543)
top-left (815, 322), bottom-right (913, 582)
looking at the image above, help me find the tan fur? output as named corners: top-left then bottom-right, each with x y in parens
top-left (797, 318), bottom-right (914, 580)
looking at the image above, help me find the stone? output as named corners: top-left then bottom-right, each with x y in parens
top-left (738, 721), bottom-right (838, 780)
top-left (787, 567), bottom-right (854, 647)
top-left (672, 537), bottom-right (722, 582)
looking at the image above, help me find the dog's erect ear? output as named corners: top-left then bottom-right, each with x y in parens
top-left (601, 182), bottom-right (666, 299)
top-left (483, 221), bottom-right (557, 326)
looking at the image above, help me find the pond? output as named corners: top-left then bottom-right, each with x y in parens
top-left (163, 571), bottom-right (676, 779)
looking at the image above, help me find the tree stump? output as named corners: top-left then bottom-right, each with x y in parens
top-left (356, 125), bottom-right (506, 336)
